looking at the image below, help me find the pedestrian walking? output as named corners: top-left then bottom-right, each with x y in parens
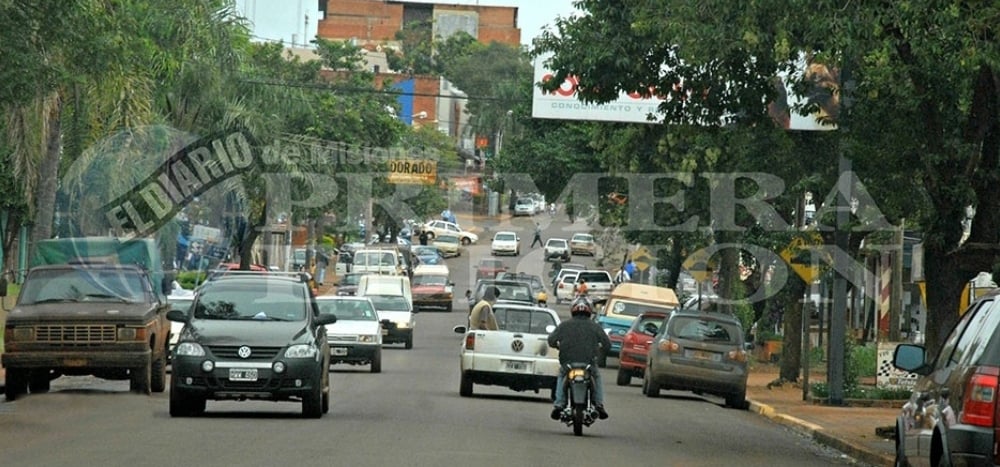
top-left (624, 259), bottom-right (637, 283)
top-left (530, 222), bottom-right (544, 248)
top-left (315, 250), bottom-right (329, 286)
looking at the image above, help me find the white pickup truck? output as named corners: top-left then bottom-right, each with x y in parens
top-left (453, 303), bottom-right (561, 399)
top-left (576, 270), bottom-right (615, 300)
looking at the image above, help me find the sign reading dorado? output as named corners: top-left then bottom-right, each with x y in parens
top-left (387, 159), bottom-right (437, 185)
top-left (101, 131), bottom-right (256, 237)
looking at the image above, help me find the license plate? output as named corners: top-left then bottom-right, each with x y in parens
top-left (687, 349), bottom-right (721, 362)
top-left (229, 368), bottom-right (258, 382)
top-left (64, 358), bottom-right (88, 367)
top-left (333, 347), bottom-right (348, 356)
top-left (503, 360), bottom-right (530, 372)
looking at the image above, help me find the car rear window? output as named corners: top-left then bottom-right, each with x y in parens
top-left (495, 233), bottom-right (516, 241)
top-left (495, 307), bottom-right (556, 334)
top-left (316, 299), bottom-right (377, 321)
top-left (668, 316), bottom-right (742, 344)
top-left (578, 271), bottom-right (612, 283)
top-left (609, 300), bottom-right (676, 317)
top-left (413, 275), bottom-right (448, 286)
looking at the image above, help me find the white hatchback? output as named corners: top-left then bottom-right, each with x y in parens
top-left (453, 303), bottom-right (561, 399)
top-left (491, 231), bottom-right (520, 256)
top-left (315, 296), bottom-right (384, 373)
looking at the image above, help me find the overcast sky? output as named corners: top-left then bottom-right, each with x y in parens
top-left (235, 0), bottom-right (580, 47)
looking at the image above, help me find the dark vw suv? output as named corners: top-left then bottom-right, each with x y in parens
top-left (893, 288), bottom-right (1000, 466)
top-left (167, 272), bottom-right (335, 418)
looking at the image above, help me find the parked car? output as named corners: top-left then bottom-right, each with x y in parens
top-left (433, 234), bottom-right (463, 258)
top-left (476, 258), bottom-right (508, 280)
top-left (315, 296), bottom-right (383, 373)
top-left (513, 198), bottom-right (536, 216)
top-left (491, 231), bottom-right (520, 256)
top-left (418, 220), bottom-right (478, 245)
top-left (892, 289), bottom-right (1000, 466)
top-left (597, 283), bottom-right (680, 366)
top-left (411, 264), bottom-right (454, 312)
top-left (453, 302), bottom-right (561, 398)
top-left (616, 311), bottom-right (671, 386)
top-left (643, 308), bottom-right (750, 409)
top-left (543, 238), bottom-right (570, 262)
top-left (569, 233), bottom-right (597, 256)
top-left (165, 272), bottom-right (335, 417)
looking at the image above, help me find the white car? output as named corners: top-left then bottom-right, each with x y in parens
top-left (419, 220), bottom-right (479, 245)
top-left (491, 231), bottom-right (520, 256)
top-left (315, 296), bottom-right (383, 373)
top-left (453, 303), bottom-right (561, 398)
top-left (554, 271), bottom-right (581, 304)
top-left (166, 285), bottom-right (196, 362)
top-left (543, 238), bottom-right (569, 262)
top-left (513, 198), bottom-right (536, 216)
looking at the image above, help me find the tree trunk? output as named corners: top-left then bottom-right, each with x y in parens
top-left (30, 91), bottom-right (62, 254)
top-left (923, 245), bottom-right (968, 355)
top-left (780, 274), bottom-right (806, 382)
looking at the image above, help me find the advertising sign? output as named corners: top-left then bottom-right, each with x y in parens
top-left (387, 159), bottom-right (437, 185)
top-left (532, 52), bottom-right (837, 131)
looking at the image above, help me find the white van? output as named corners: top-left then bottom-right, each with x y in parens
top-left (353, 248), bottom-right (402, 275)
top-left (357, 275), bottom-right (415, 349)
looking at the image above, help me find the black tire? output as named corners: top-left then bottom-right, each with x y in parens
top-left (322, 376), bottom-right (330, 414)
top-left (446, 303), bottom-right (453, 313)
top-left (459, 371), bottom-right (473, 397)
top-left (129, 360), bottom-right (151, 394)
top-left (169, 382), bottom-right (205, 417)
top-left (461, 237), bottom-right (471, 246)
top-left (4, 369), bottom-right (28, 401)
top-left (572, 407), bottom-right (584, 436)
top-left (29, 370), bottom-right (51, 394)
top-left (616, 367), bottom-right (631, 386)
top-left (404, 335), bottom-right (413, 350)
top-left (370, 349), bottom-right (382, 373)
top-left (895, 422), bottom-right (909, 467)
top-left (302, 381), bottom-right (323, 418)
top-left (150, 351), bottom-right (167, 393)
top-left (643, 370), bottom-right (660, 398)
top-left (725, 389), bottom-right (747, 410)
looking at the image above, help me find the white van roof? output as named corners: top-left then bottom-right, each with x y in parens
top-left (413, 264), bottom-right (450, 276)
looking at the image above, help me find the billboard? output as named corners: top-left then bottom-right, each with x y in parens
top-left (531, 53), bottom-right (837, 131)
top-left (387, 159), bottom-right (437, 185)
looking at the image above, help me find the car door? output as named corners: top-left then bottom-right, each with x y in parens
top-left (901, 299), bottom-right (989, 463)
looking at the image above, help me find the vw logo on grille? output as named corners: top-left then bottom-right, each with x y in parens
top-left (237, 346), bottom-right (252, 359)
top-left (511, 340), bottom-right (524, 352)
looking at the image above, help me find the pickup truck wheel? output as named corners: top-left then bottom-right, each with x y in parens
top-left (370, 349), bottom-right (382, 373)
top-left (150, 351), bottom-right (167, 393)
top-left (29, 370), bottom-right (51, 393)
top-left (446, 303), bottom-right (453, 313)
top-left (459, 371), bottom-right (473, 397)
top-left (5, 369), bottom-right (28, 401)
top-left (461, 237), bottom-right (471, 246)
top-left (404, 335), bottom-right (413, 349)
top-left (129, 360), bottom-right (151, 394)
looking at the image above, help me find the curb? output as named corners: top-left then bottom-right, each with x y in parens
top-left (748, 399), bottom-right (894, 467)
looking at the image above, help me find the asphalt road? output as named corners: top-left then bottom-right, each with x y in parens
top-left (0, 213), bottom-right (871, 467)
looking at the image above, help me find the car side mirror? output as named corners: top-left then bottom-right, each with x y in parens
top-left (315, 314), bottom-right (337, 326)
top-left (545, 324), bottom-right (556, 334)
top-left (453, 325), bottom-right (468, 334)
top-left (166, 309), bottom-right (188, 323)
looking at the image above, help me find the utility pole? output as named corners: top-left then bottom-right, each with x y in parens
top-left (829, 155), bottom-right (851, 406)
top-left (889, 220), bottom-right (904, 341)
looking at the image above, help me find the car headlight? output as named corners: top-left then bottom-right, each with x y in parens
top-left (285, 343), bottom-right (319, 358)
top-left (396, 320), bottom-right (411, 329)
top-left (358, 334), bottom-right (377, 343)
top-left (175, 342), bottom-right (206, 357)
top-left (11, 327), bottom-right (35, 342)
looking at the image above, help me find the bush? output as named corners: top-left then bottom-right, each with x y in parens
top-left (176, 271), bottom-right (207, 290)
top-left (850, 342), bottom-right (877, 378)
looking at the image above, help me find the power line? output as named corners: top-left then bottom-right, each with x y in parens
top-left (239, 78), bottom-right (529, 103)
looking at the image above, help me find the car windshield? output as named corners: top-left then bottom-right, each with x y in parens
top-left (19, 268), bottom-right (148, 305)
top-left (437, 235), bottom-right (459, 244)
top-left (546, 239), bottom-right (567, 247)
top-left (341, 274), bottom-right (363, 286)
top-left (494, 307), bottom-right (556, 334)
top-left (481, 283), bottom-right (532, 302)
top-left (355, 251), bottom-right (396, 266)
top-left (413, 275), bottom-right (448, 286)
top-left (578, 271), bottom-right (611, 283)
top-left (572, 234), bottom-right (593, 243)
top-left (669, 316), bottom-right (741, 344)
top-left (609, 300), bottom-right (676, 318)
top-left (414, 246), bottom-right (438, 256)
top-left (367, 295), bottom-right (410, 312)
top-left (495, 233), bottom-right (516, 241)
top-left (316, 299), bottom-right (377, 321)
top-left (192, 281), bottom-right (307, 321)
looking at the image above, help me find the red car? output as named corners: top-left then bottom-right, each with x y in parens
top-left (475, 258), bottom-right (507, 280)
top-left (616, 311), bottom-right (670, 386)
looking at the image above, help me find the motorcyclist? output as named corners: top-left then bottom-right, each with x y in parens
top-left (547, 297), bottom-right (611, 420)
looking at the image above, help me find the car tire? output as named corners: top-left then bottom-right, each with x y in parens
top-left (28, 370), bottom-right (51, 394)
top-left (446, 303), bottom-right (453, 313)
top-left (4, 369), bottom-right (28, 401)
top-left (461, 237), bottom-right (471, 246)
top-left (151, 350), bottom-right (167, 393)
top-left (725, 389), bottom-right (747, 410)
top-left (459, 371), bottom-right (473, 397)
top-left (405, 335), bottom-right (413, 350)
top-left (643, 369), bottom-right (660, 397)
top-left (302, 381), bottom-right (324, 418)
top-left (371, 349), bottom-right (382, 373)
top-left (322, 373), bottom-right (330, 414)
top-left (616, 367), bottom-right (631, 386)
top-left (129, 359), bottom-right (151, 394)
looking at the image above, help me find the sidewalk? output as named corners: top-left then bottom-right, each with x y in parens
top-left (746, 364), bottom-right (897, 467)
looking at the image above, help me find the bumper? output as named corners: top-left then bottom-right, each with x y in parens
top-left (463, 370), bottom-right (557, 392)
top-left (619, 349), bottom-right (647, 372)
top-left (649, 358), bottom-right (748, 396)
top-left (171, 357), bottom-right (323, 401)
top-left (944, 424), bottom-right (994, 466)
top-left (383, 327), bottom-right (413, 344)
top-left (2, 347), bottom-right (151, 370)
top-left (329, 342), bottom-right (379, 364)
top-left (414, 298), bottom-right (452, 309)
top-left (545, 251), bottom-right (570, 261)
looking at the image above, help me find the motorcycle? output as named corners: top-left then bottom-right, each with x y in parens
top-left (556, 362), bottom-right (600, 436)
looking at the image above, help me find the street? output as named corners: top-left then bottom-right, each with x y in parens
top-left (0, 214), bottom-right (868, 467)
